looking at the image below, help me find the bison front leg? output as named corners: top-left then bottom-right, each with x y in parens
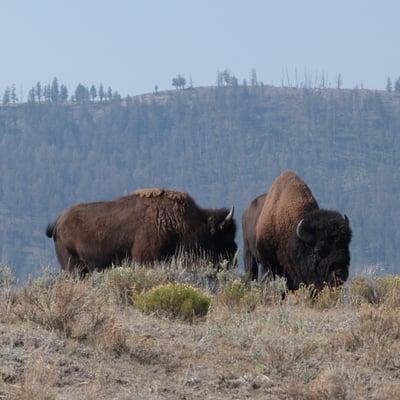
top-left (255, 240), bottom-right (276, 282)
top-left (244, 247), bottom-right (258, 281)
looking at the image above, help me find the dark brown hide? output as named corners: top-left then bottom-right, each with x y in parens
top-left (242, 193), bottom-right (266, 281)
top-left (46, 188), bottom-right (237, 273)
top-left (245, 171), bottom-right (351, 289)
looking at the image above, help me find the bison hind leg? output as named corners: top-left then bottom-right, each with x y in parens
top-left (55, 242), bottom-right (87, 276)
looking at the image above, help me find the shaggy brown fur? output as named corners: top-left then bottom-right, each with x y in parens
top-left (46, 189), bottom-right (237, 273)
top-left (245, 171), bottom-right (351, 289)
top-left (242, 193), bottom-right (267, 281)
top-left (133, 188), bottom-right (189, 201)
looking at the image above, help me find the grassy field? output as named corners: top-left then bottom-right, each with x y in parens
top-left (0, 261), bottom-right (399, 400)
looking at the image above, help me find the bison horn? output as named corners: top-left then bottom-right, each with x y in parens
top-left (219, 206), bottom-right (234, 229)
top-left (296, 219), bottom-right (313, 243)
top-left (343, 214), bottom-right (349, 225)
top-left (225, 206), bottom-right (234, 222)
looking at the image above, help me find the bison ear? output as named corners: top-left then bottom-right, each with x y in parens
top-left (219, 206), bottom-right (234, 230)
top-left (296, 219), bottom-right (314, 243)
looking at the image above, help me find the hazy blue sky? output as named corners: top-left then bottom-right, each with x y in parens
top-left (1, 1), bottom-right (399, 97)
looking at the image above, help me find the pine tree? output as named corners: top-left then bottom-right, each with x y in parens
top-left (222, 70), bottom-right (231, 86)
top-left (10, 85), bottom-right (18, 103)
top-left (35, 82), bottom-right (42, 103)
top-left (336, 74), bottom-right (342, 89)
top-left (98, 84), bottom-right (105, 102)
top-left (27, 87), bottom-right (36, 103)
top-left (112, 91), bottom-right (121, 101)
top-left (172, 75), bottom-right (186, 89)
top-left (75, 83), bottom-right (87, 104)
top-left (251, 68), bottom-right (258, 87)
top-left (59, 85), bottom-right (68, 103)
top-left (2, 87), bottom-right (10, 105)
top-left (51, 77), bottom-right (59, 102)
top-left (231, 75), bottom-right (238, 87)
top-left (43, 85), bottom-right (51, 102)
top-left (394, 77), bottom-right (400, 92)
top-left (216, 71), bottom-right (223, 87)
top-left (386, 77), bottom-right (393, 92)
top-left (89, 85), bottom-right (97, 102)
top-left (107, 87), bottom-right (112, 101)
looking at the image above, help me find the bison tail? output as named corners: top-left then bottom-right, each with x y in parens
top-left (45, 219), bottom-right (58, 240)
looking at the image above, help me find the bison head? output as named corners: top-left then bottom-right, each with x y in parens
top-left (202, 206), bottom-right (237, 264)
top-left (290, 210), bottom-right (352, 289)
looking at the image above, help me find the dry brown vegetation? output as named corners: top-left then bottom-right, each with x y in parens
top-left (1, 263), bottom-right (400, 399)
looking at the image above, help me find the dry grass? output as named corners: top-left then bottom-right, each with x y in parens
top-left (349, 275), bottom-right (400, 306)
top-left (99, 264), bottom-right (169, 306)
top-left (2, 354), bottom-right (58, 400)
top-left (1, 261), bottom-right (399, 399)
top-left (0, 266), bottom-right (16, 323)
top-left (10, 273), bottom-right (128, 354)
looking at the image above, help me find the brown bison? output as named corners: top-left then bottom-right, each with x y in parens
top-left (46, 188), bottom-right (237, 273)
top-left (242, 171), bottom-right (352, 290)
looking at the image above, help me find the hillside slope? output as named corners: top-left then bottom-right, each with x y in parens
top-left (0, 85), bottom-right (399, 278)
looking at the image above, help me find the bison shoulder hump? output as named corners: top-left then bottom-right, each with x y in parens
top-left (134, 188), bottom-right (165, 198)
top-left (134, 188), bottom-right (190, 202)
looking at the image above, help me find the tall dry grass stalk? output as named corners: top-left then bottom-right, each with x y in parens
top-left (2, 354), bottom-right (58, 400)
top-left (12, 274), bottom-right (128, 353)
top-left (0, 266), bottom-right (16, 322)
top-left (349, 275), bottom-right (400, 306)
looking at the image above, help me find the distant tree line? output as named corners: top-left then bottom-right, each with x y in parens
top-left (2, 78), bottom-right (119, 105)
top-left (386, 76), bottom-right (400, 92)
top-left (3, 71), bottom-right (400, 107)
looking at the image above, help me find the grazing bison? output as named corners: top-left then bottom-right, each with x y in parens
top-left (46, 188), bottom-right (237, 274)
top-left (243, 171), bottom-right (352, 290)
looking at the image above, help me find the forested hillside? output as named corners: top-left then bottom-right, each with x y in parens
top-left (0, 85), bottom-right (399, 279)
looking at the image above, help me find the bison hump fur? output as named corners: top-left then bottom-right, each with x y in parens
top-left (133, 188), bottom-right (189, 202)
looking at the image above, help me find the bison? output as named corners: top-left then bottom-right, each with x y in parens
top-left (46, 188), bottom-right (237, 274)
top-left (242, 171), bottom-right (352, 290)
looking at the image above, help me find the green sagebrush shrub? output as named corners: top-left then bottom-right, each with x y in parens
top-left (135, 283), bottom-right (210, 322)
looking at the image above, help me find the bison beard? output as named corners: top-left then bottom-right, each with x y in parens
top-left (243, 171), bottom-right (352, 290)
top-left (46, 188), bottom-right (237, 274)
